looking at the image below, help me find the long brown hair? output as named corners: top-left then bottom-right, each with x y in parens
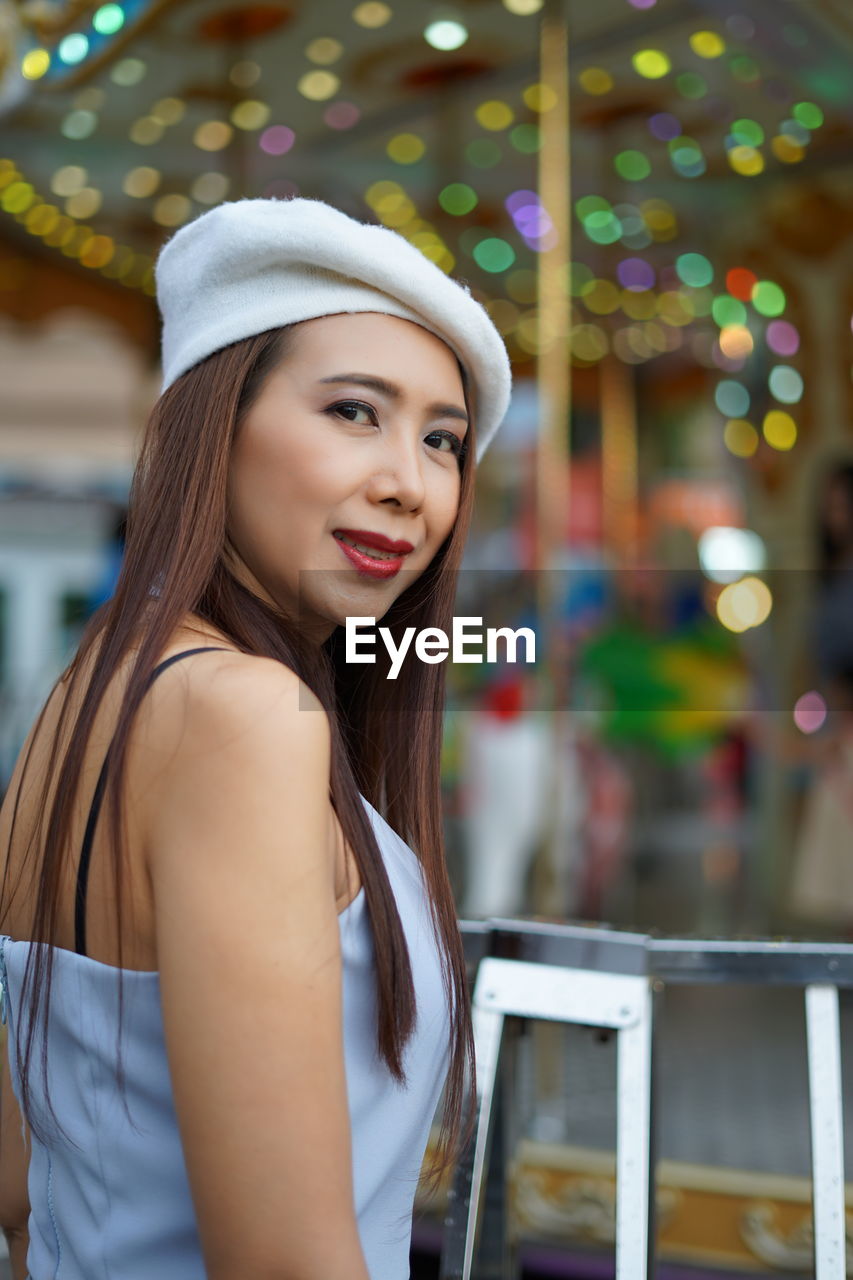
top-left (1, 323), bottom-right (477, 1176)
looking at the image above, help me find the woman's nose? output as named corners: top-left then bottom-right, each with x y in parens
top-left (366, 435), bottom-right (427, 511)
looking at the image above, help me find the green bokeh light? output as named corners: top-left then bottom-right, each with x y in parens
top-left (729, 55), bottom-right (759, 83)
top-left (583, 210), bottom-right (622, 244)
top-left (711, 294), bottom-right (747, 327)
top-left (675, 252), bottom-right (713, 287)
top-left (438, 183), bottom-right (478, 215)
top-left (93, 4), bottom-right (125, 35)
top-left (576, 194), bottom-right (610, 220)
top-left (752, 280), bottom-right (786, 316)
top-left (614, 150), bottom-right (651, 180)
top-left (730, 118), bottom-right (764, 146)
top-left (793, 101), bottom-right (824, 129)
top-left (509, 123), bottom-right (541, 154)
top-left (473, 237), bottom-right (516, 272)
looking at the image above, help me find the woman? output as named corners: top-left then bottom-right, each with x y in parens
top-left (0, 197), bottom-right (511, 1279)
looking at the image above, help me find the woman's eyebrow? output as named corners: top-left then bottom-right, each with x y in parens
top-left (318, 372), bottom-right (469, 424)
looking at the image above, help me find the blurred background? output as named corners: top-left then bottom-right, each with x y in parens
top-left (1, 1), bottom-right (852, 1272)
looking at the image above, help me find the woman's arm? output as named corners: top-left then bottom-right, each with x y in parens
top-left (0, 1034), bottom-right (30, 1279)
top-left (138, 654), bottom-right (370, 1280)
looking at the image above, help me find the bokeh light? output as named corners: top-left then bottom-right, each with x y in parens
top-left (712, 295), bottom-right (747, 327)
top-left (111, 58), bottom-right (146, 86)
top-left (763, 410), bottom-right (797, 450)
top-left (93, 4), bottom-right (125, 35)
top-left (387, 133), bottom-right (425, 163)
top-left (194, 121), bottom-right (232, 151)
top-left (231, 101), bottom-right (270, 130)
top-left (719, 324), bottom-right (753, 359)
top-left (724, 418), bottom-right (759, 457)
top-left (298, 71), bottom-right (340, 100)
top-left (768, 366), bottom-right (804, 404)
top-left (324, 102), bottom-right (360, 129)
top-left (728, 146), bottom-right (764, 176)
top-left (191, 172), bottom-right (230, 204)
top-left (614, 150), bottom-right (651, 180)
top-left (632, 50), bottom-right (671, 79)
top-left (523, 83), bottom-right (558, 112)
top-left (648, 112), bottom-right (681, 141)
top-left (503, 0), bottom-right (544, 12)
top-left (793, 691), bottom-right (827, 734)
top-left (676, 72), bottom-right (707, 98)
top-left (690, 31), bottom-right (726, 58)
top-left (579, 68), bottom-right (613, 95)
top-left (439, 183), bottom-right (478, 215)
top-left (675, 252), bottom-right (713, 287)
top-left (466, 139), bottom-right (501, 167)
top-left (476, 100), bottom-right (514, 130)
top-left (715, 380), bottom-right (750, 417)
top-left (62, 111), bottom-right (98, 140)
top-left (473, 238), bottom-right (516, 272)
top-left (793, 101), bottom-right (824, 129)
top-left (766, 320), bottom-right (800, 356)
top-left (259, 125), bottom-right (295, 155)
top-left (726, 267), bottom-right (757, 301)
top-left (618, 258), bottom-right (655, 291)
top-left (306, 37), bottom-right (343, 64)
top-left (751, 280), bottom-right (786, 316)
top-left (424, 20), bottom-right (468, 50)
top-left (58, 34), bottom-right (89, 65)
top-left (22, 50), bottom-right (50, 80)
top-left (716, 577), bottom-right (772, 632)
top-left (51, 165), bottom-right (87, 197)
top-left (352, 2), bottom-right (392, 27)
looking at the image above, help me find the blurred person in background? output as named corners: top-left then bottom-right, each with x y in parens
top-left (0, 197), bottom-right (512, 1280)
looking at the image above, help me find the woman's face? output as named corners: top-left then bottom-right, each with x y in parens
top-left (225, 311), bottom-right (469, 643)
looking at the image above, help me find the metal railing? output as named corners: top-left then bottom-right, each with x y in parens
top-left (440, 919), bottom-right (853, 1280)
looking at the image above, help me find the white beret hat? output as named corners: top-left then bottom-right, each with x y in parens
top-left (155, 197), bottom-right (512, 462)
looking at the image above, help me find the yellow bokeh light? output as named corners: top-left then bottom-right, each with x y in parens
top-left (571, 323), bottom-right (609, 362)
top-left (475, 100), bottom-right (514, 131)
top-left (503, 0), bottom-right (544, 13)
top-left (66, 187), bottom-right (102, 219)
top-left (771, 135), bottom-right (805, 164)
top-left (657, 290), bottom-right (694, 326)
top-left (153, 194), bottom-right (192, 227)
top-left (191, 172), bottom-right (230, 204)
top-left (578, 67), bottom-right (613, 95)
top-left (51, 165), bottom-right (87, 197)
top-left (61, 226), bottom-right (94, 258)
top-left (689, 30), bottom-right (726, 58)
top-left (621, 290), bottom-right (657, 320)
top-left (632, 50), bottom-right (671, 79)
top-left (122, 166), bottom-right (161, 198)
top-left (231, 100), bottom-right (271, 130)
top-left (229, 60), bottom-right (260, 88)
top-left (365, 179), bottom-right (402, 207)
top-left (582, 279), bottom-right (621, 315)
top-left (298, 70), bottom-right (340, 100)
top-left (1, 182), bottom-right (35, 215)
top-left (386, 133), bottom-right (425, 164)
top-left (22, 49), bottom-right (50, 80)
top-left (306, 37), bottom-right (343, 64)
top-left (130, 117), bottom-right (165, 145)
top-left (522, 83), bottom-right (557, 112)
top-left (43, 214), bottom-right (74, 247)
top-left (352, 2), bottom-right (392, 27)
top-left (80, 235), bottom-right (115, 269)
top-left (151, 97), bottom-right (185, 126)
top-left (724, 418), bottom-right (759, 458)
top-left (728, 145), bottom-right (764, 176)
top-left (717, 577), bottom-right (772, 633)
top-left (25, 204), bottom-right (60, 236)
top-left (640, 198), bottom-right (677, 240)
top-left (719, 324), bottom-right (754, 359)
top-left (193, 121), bottom-right (233, 151)
top-left (763, 410), bottom-right (797, 451)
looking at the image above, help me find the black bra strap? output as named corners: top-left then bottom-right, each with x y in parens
top-left (74, 646), bottom-right (231, 957)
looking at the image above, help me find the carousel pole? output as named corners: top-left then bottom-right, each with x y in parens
top-left (531, 0), bottom-right (572, 916)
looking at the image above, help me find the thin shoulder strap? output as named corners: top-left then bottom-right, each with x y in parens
top-left (74, 646), bottom-right (232, 958)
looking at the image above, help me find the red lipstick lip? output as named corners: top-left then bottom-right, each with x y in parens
top-left (334, 537), bottom-right (406, 580)
top-left (334, 528), bottom-right (414, 554)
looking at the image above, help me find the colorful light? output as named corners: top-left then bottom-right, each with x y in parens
top-left (648, 112), bottom-right (681, 141)
top-left (793, 691), bottom-right (827, 734)
top-left (699, 526), bottom-right (765, 582)
top-left (716, 577), bottom-right (771, 632)
top-left (724, 418), bottom-right (759, 457)
top-left (424, 20), bottom-right (468, 50)
top-left (725, 267), bottom-right (757, 301)
top-left (617, 258), bottom-right (655, 291)
top-left (762, 410), bottom-right (797, 450)
top-left (51, 165), bottom-right (87, 196)
top-left (476, 101), bottom-right (514, 130)
top-left (352, 2), bottom-right (392, 27)
top-left (440, 183), bottom-right (478, 215)
top-left (751, 281), bottom-right (786, 316)
top-left (62, 111), bottom-right (98, 140)
top-left (111, 58), bottom-right (146, 85)
top-left (729, 55), bottom-right (760, 83)
top-left (719, 324), bottom-right (753, 359)
top-left (193, 121), bottom-right (232, 151)
top-left (306, 37), bottom-right (343, 64)
top-left (578, 67), bottom-right (613, 95)
top-left (689, 31), bottom-right (726, 58)
top-left (510, 124), bottom-right (541, 153)
top-left (676, 72), bottom-right (707, 98)
top-left (387, 133), bottom-right (425, 163)
top-left (712, 295), bottom-right (747, 328)
top-left (93, 4), bottom-right (125, 35)
top-left (473, 238), bottom-right (516, 272)
top-left (766, 320), bottom-right (800, 357)
top-left (153, 194), bottom-right (192, 227)
top-left (675, 252), bottom-right (713, 287)
top-left (298, 71), bottom-right (339, 100)
top-left (614, 150), bottom-right (651, 180)
top-left (231, 101), bottom-right (270, 130)
top-left (259, 125), bottom-right (295, 155)
top-left (768, 366), bottom-right (804, 404)
top-left (191, 172), bottom-right (230, 203)
top-left (669, 136), bottom-right (705, 177)
top-left (230, 61), bottom-right (261, 88)
top-left (715, 380), bottom-right (750, 417)
top-left (632, 49), bottom-right (671, 79)
top-left (58, 34), bottom-right (89, 65)
top-left (503, 0), bottom-right (544, 12)
top-left (152, 98), bottom-right (185, 125)
top-left (728, 146), bottom-right (764, 176)
top-left (730, 118), bottom-right (764, 146)
top-left (21, 49), bottom-right (50, 80)
top-left (523, 83), bottom-right (558, 111)
top-left (793, 101), bottom-right (824, 129)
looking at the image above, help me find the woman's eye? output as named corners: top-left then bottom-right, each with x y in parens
top-left (329, 400), bottom-right (376, 425)
top-left (426, 429), bottom-right (465, 458)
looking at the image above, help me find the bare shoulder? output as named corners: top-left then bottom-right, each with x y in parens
top-left (128, 648), bottom-right (331, 860)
